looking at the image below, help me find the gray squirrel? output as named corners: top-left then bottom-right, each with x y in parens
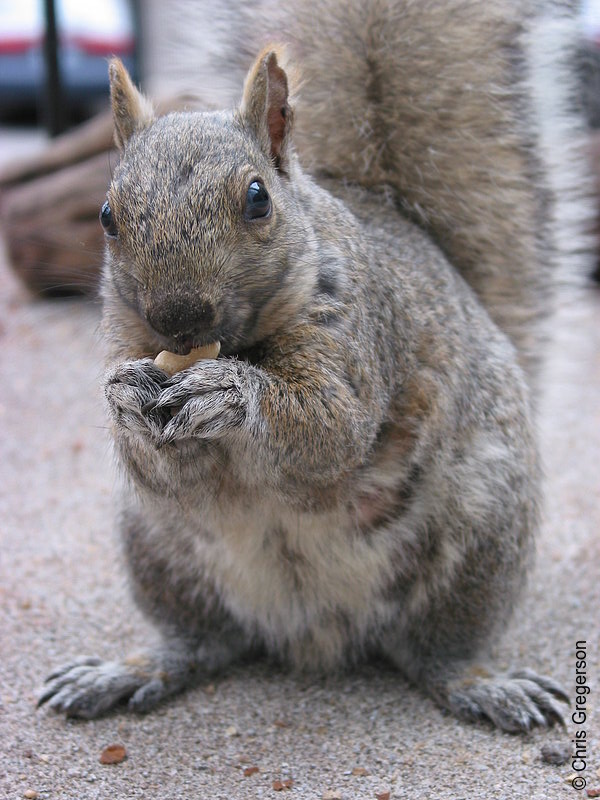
top-left (39, 0), bottom-right (587, 730)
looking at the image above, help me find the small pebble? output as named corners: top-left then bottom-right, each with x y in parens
top-left (541, 742), bottom-right (571, 766)
top-left (99, 743), bottom-right (127, 765)
top-left (272, 779), bottom-right (293, 791)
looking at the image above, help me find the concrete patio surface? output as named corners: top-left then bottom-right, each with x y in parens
top-left (0, 129), bottom-right (598, 800)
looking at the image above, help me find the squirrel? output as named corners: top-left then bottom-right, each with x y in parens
top-left (38, 0), bottom-right (586, 730)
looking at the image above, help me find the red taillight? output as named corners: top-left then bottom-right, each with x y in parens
top-left (64, 34), bottom-right (134, 56)
top-left (0, 35), bottom-right (42, 54)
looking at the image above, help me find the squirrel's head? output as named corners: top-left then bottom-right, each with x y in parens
top-left (103, 50), bottom-right (320, 357)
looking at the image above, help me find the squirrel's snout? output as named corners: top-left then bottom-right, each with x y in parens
top-left (144, 293), bottom-right (217, 354)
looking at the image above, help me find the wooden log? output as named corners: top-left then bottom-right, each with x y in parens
top-left (0, 152), bottom-right (113, 294)
top-left (0, 110), bottom-right (114, 188)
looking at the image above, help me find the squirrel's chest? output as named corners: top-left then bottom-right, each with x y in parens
top-left (197, 501), bottom-right (399, 667)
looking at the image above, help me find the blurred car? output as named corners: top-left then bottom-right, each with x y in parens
top-left (0, 0), bottom-right (137, 119)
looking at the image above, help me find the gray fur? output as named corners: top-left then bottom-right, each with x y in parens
top-left (39, 2), bottom-right (585, 731)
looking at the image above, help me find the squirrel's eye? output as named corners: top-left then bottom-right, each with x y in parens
top-left (100, 200), bottom-right (118, 237)
top-left (245, 181), bottom-right (271, 220)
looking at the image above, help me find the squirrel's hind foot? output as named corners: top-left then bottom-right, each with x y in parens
top-left (442, 667), bottom-right (568, 733)
top-left (37, 630), bottom-right (254, 718)
top-left (37, 651), bottom-right (194, 719)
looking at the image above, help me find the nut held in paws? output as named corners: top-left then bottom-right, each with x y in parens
top-left (154, 342), bottom-right (221, 376)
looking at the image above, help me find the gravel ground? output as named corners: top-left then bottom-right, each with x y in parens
top-left (0, 131), bottom-right (598, 800)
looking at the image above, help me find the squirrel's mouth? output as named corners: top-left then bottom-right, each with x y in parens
top-left (143, 317), bottom-right (224, 356)
top-left (163, 335), bottom-right (215, 356)
top-left (140, 297), bottom-right (248, 359)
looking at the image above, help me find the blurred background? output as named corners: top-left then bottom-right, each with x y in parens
top-left (0, 0), bottom-right (138, 132)
top-left (0, 0), bottom-right (139, 295)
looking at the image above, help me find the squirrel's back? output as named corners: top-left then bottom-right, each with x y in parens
top-left (143, 0), bottom-right (591, 383)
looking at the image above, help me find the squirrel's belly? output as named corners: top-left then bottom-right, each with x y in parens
top-left (201, 501), bottom-right (400, 668)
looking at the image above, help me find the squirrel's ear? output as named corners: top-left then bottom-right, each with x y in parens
top-left (241, 49), bottom-right (293, 170)
top-left (108, 58), bottom-right (154, 150)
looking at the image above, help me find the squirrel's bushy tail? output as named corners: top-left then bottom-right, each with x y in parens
top-left (143, 0), bottom-right (593, 385)
top-left (277, 0), bottom-right (593, 385)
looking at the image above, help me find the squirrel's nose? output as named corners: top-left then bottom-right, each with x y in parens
top-left (144, 293), bottom-right (216, 353)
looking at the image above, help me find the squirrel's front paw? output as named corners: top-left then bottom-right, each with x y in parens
top-left (105, 359), bottom-right (169, 440)
top-left (150, 359), bottom-right (251, 445)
